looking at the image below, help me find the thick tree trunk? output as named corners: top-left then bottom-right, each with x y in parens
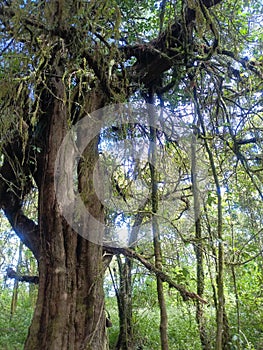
top-left (25, 223), bottom-right (107, 350)
top-left (24, 71), bottom-right (108, 349)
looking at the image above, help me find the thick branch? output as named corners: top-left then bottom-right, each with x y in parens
top-left (123, 0), bottom-right (223, 86)
top-left (6, 267), bottom-right (39, 284)
top-left (105, 246), bottom-right (207, 304)
top-left (0, 4), bottom-right (47, 32)
top-left (0, 142), bottom-right (40, 260)
top-left (3, 207), bottom-right (40, 261)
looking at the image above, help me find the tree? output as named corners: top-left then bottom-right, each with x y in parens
top-left (0, 0), bottom-right (262, 349)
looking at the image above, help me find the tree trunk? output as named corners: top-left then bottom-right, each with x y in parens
top-left (191, 130), bottom-right (210, 350)
top-left (10, 241), bottom-right (24, 318)
top-left (115, 256), bottom-right (133, 350)
top-left (195, 95), bottom-right (230, 350)
top-left (115, 201), bottom-right (148, 350)
top-left (148, 101), bottom-right (169, 350)
top-left (24, 68), bottom-right (108, 350)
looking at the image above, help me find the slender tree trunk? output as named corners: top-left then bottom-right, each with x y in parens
top-left (191, 131), bottom-right (210, 350)
top-left (228, 200), bottom-right (240, 350)
top-left (195, 91), bottom-right (230, 350)
top-left (24, 66), bottom-right (108, 350)
top-left (10, 241), bottom-right (23, 319)
top-left (115, 202), bottom-right (148, 350)
top-left (231, 265), bottom-right (240, 349)
top-left (148, 101), bottom-right (169, 350)
top-left (154, 248), bottom-right (169, 350)
top-left (115, 256), bottom-right (133, 350)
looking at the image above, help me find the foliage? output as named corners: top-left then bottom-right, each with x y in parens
top-left (0, 282), bottom-right (36, 350)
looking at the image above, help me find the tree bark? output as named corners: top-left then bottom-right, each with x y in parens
top-left (24, 65), bottom-right (108, 350)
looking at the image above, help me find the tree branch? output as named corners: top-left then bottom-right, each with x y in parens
top-left (0, 141), bottom-right (40, 261)
top-left (3, 206), bottom-right (40, 261)
top-left (104, 246), bottom-right (207, 304)
top-left (0, 4), bottom-right (47, 32)
top-left (6, 267), bottom-right (39, 284)
top-left (122, 0), bottom-right (223, 86)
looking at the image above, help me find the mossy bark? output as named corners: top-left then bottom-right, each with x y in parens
top-left (24, 72), bottom-right (108, 350)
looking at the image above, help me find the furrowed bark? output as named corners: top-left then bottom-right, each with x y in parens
top-left (24, 61), bottom-right (108, 350)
